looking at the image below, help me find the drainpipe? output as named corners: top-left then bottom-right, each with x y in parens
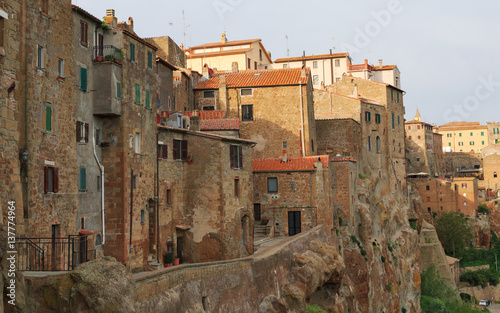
top-left (92, 132), bottom-right (105, 244)
top-left (299, 80), bottom-right (305, 157)
top-left (156, 131), bottom-right (160, 262)
top-left (310, 171), bottom-right (314, 228)
top-left (130, 169), bottom-right (134, 271)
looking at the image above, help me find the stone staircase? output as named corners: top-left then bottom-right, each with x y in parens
top-left (254, 224), bottom-right (268, 241)
top-left (147, 254), bottom-right (163, 270)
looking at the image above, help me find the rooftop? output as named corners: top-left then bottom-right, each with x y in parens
top-left (189, 38), bottom-right (261, 50)
top-left (194, 68), bottom-right (310, 89)
top-left (438, 121), bottom-right (487, 131)
top-left (274, 53), bottom-right (349, 63)
top-left (253, 156), bottom-right (329, 172)
top-left (200, 119), bottom-right (240, 131)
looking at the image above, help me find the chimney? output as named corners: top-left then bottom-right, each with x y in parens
top-left (379, 59), bottom-right (383, 67)
top-left (282, 149), bottom-right (288, 163)
top-left (104, 9), bottom-right (117, 27)
top-left (353, 84), bottom-right (359, 98)
top-left (202, 64), bottom-right (211, 79)
top-left (330, 49), bottom-right (332, 55)
top-left (221, 33), bottom-right (228, 43)
top-left (127, 17), bottom-right (134, 33)
top-left (231, 62), bottom-right (239, 73)
top-left (189, 116), bottom-right (200, 131)
top-left (301, 65), bottom-right (307, 78)
top-left (219, 76), bottom-right (228, 114)
top-left (303, 50), bottom-right (305, 57)
top-left (364, 59), bottom-right (368, 65)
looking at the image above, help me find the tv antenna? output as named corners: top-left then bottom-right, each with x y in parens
top-left (183, 10), bottom-right (190, 46)
top-left (169, 22), bottom-right (174, 41)
top-left (331, 37), bottom-right (336, 51)
top-left (282, 34), bottom-right (290, 58)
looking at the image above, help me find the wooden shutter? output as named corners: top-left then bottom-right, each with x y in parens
top-left (173, 139), bottom-right (178, 159)
top-left (181, 140), bottom-right (188, 161)
top-left (238, 146), bottom-right (243, 168)
top-left (230, 145), bottom-right (235, 168)
top-left (162, 145), bottom-right (168, 159)
top-left (80, 20), bottom-right (84, 43)
top-left (130, 42), bottom-right (135, 61)
top-left (81, 67), bottom-right (87, 91)
top-left (80, 167), bottom-right (86, 191)
top-left (84, 123), bottom-right (89, 143)
top-left (158, 144), bottom-right (162, 158)
top-left (46, 106), bottom-right (52, 132)
top-left (135, 83), bottom-right (140, 103)
top-left (76, 121), bottom-right (81, 141)
top-left (44, 166), bottom-right (49, 193)
top-left (54, 167), bottom-right (59, 193)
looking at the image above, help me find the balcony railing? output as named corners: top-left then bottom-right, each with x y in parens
top-left (15, 235), bottom-right (96, 271)
top-left (93, 45), bottom-right (123, 63)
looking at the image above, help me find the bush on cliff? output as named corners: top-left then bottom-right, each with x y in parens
top-left (434, 212), bottom-right (473, 258)
top-left (460, 269), bottom-right (500, 287)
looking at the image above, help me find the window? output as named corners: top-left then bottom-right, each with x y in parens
top-left (234, 179), bottom-right (239, 198)
top-left (135, 132), bottom-right (141, 154)
top-left (391, 90), bottom-right (394, 102)
top-left (45, 106), bottom-right (52, 132)
top-left (203, 90), bottom-right (215, 98)
top-left (397, 92), bottom-right (400, 103)
top-left (41, 0), bottom-right (48, 14)
top-left (408, 136), bottom-right (412, 140)
top-left (447, 134), bottom-right (452, 137)
top-left (368, 136), bottom-right (371, 151)
top-left (283, 141), bottom-right (287, 149)
top-left (242, 104), bottom-right (253, 121)
top-left (426, 198), bottom-right (430, 202)
top-left (495, 172), bottom-right (498, 178)
top-left (259, 49), bottom-right (262, 61)
top-left (470, 132), bottom-right (473, 136)
top-left (448, 142), bottom-right (451, 146)
top-left (392, 113), bottom-right (395, 129)
top-left (80, 20), bottom-right (88, 46)
top-left (147, 51), bottom-right (153, 69)
top-left (459, 133), bottom-right (462, 137)
top-left (313, 75), bottom-right (319, 85)
top-left (132, 175), bottom-right (137, 189)
top-left (254, 61), bottom-right (257, 70)
top-left (79, 167), bottom-right (86, 191)
top-left (241, 88), bottom-right (252, 96)
top-left (398, 115), bottom-right (400, 125)
top-left (494, 128), bottom-right (500, 135)
top-left (173, 139), bottom-right (188, 160)
top-left (335, 59), bottom-right (340, 67)
top-left (247, 58), bottom-right (250, 69)
top-left (376, 136), bottom-right (380, 153)
top-left (470, 141), bottom-right (475, 145)
top-left (135, 83), bottom-right (140, 104)
top-left (417, 157), bottom-right (420, 162)
top-left (116, 81), bottom-right (121, 99)
top-left (166, 189), bottom-right (172, 205)
top-left (267, 177), bottom-right (278, 193)
top-left (76, 121), bottom-right (89, 143)
top-left (426, 185), bottom-right (430, 191)
top-left (230, 145), bottom-right (243, 169)
top-left (313, 61), bottom-right (318, 69)
top-left (140, 210), bottom-right (145, 224)
top-left (481, 132), bottom-right (484, 136)
top-left (81, 217), bottom-right (85, 229)
top-left (37, 45), bottom-right (44, 68)
top-left (283, 64), bottom-right (288, 69)
top-left (458, 142), bottom-right (463, 146)
top-left (155, 143), bottom-right (165, 159)
top-left (203, 106), bottom-right (215, 111)
top-left (80, 67), bottom-right (87, 91)
top-left (44, 166), bottom-right (58, 193)
top-left (496, 139), bottom-right (500, 144)
top-left (482, 141), bottom-right (485, 145)
top-left (130, 42), bottom-right (135, 61)
top-left (146, 90), bottom-right (150, 109)
top-left (365, 111), bottom-right (371, 122)
top-left (58, 59), bottom-right (64, 77)
top-left (462, 183), bottom-right (467, 188)
top-left (0, 16), bottom-right (5, 48)
top-left (375, 114), bottom-right (381, 124)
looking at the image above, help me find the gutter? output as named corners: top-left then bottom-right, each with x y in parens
top-left (92, 133), bottom-right (105, 244)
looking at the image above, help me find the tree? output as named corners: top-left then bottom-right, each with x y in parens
top-left (434, 212), bottom-right (473, 258)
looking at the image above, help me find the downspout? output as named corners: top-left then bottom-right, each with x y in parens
top-left (129, 169), bottom-right (134, 271)
top-left (299, 80), bottom-right (306, 157)
top-left (92, 132), bottom-right (105, 244)
top-left (156, 131), bottom-right (160, 262)
top-left (310, 171), bottom-right (314, 228)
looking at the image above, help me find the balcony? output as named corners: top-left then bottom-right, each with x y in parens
top-left (93, 45), bottom-right (123, 64)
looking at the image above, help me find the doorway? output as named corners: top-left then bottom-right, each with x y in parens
top-left (148, 199), bottom-right (156, 256)
top-left (288, 211), bottom-right (301, 236)
top-left (176, 235), bottom-right (184, 263)
top-left (253, 203), bottom-right (261, 221)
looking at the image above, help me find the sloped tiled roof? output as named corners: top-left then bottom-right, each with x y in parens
top-left (189, 38), bottom-right (261, 50)
top-left (71, 5), bottom-right (101, 24)
top-left (274, 53), bottom-right (349, 63)
top-left (438, 121), bottom-right (487, 131)
top-left (185, 48), bottom-right (252, 59)
top-left (183, 110), bottom-right (226, 120)
top-left (253, 156), bottom-right (329, 172)
top-left (200, 119), bottom-right (239, 131)
top-left (331, 157), bottom-right (357, 163)
top-left (194, 68), bottom-right (310, 89)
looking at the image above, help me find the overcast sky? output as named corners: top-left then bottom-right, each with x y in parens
top-left (73, 0), bottom-right (500, 126)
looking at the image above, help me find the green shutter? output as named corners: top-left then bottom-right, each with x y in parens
top-left (397, 92), bottom-right (400, 103)
top-left (116, 82), bottom-right (121, 99)
top-left (398, 115), bottom-right (400, 125)
top-left (80, 167), bottom-right (86, 191)
top-left (135, 83), bottom-right (140, 104)
top-left (130, 43), bottom-right (135, 61)
top-left (391, 90), bottom-right (394, 101)
top-left (482, 141), bottom-right (485, 145)
top-left (146, 90), bottom-right (150, 108)
top-left (392, 113), bottom-right (395, 129)
top-left (45, 106), bottom-right (52, 132)
top-left (80, 67), bottom-right (87, 91)
top-left (147, 51), bottom-right (152, 69)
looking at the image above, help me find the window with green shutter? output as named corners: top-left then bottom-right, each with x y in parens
top-left (482, 141), bottom-right (485, 145)
top-left (398, 115), bottom-right (400, 125)
top-left (391, 90), bottom-right (394, 101)
top-left (481, 132), bottom-right (484, 136)
top-left (397, 92), bottom-right (400, 103)
top-left (135, 83), bottom-right (140, 104)
top-left (80, 67), bottom-right (87, 91)
top-left (79, 167), bottom-right (86, 191)
top-left (392, 113), bottom-right (395, 130)
top-left (116, 81), bottom-right (121, 99)
top-left (45, 106), bottom-right (52, 132)
top-left (130, 42), bottom-right (135, 61)
top-left (147, 51), bottom-right (153, 69)
top-left (375, 114), bottom-right (381, 124)
top-left (146, 90), bottom-right (150, 108)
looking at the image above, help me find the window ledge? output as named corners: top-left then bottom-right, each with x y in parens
top-left (57, 76), bottom-right (65, 82)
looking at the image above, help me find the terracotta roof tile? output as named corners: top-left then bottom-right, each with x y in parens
top-left (71, 5), bottom-right (101, 24)
top-left (189, 38), bottom-right (261, 50)
top-left (274, 53), bottom-right (349, 63)
top-left (194, 68), bottom-right (310, 89)
top-left (183, 110), bottom-right (226, 120)
top-left (252, 156), bottom-right (329, 172)
top-left (331, 157), bottom-right (357, 163)
top-left (185, 48), bottom-right (252, 59)
top-left (200, 119), bottom-right (239, 131)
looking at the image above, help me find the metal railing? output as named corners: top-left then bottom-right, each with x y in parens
top-left (93, 45), bottom-right (123, 62)
top-left (15, 235), bottom-right (96, 271)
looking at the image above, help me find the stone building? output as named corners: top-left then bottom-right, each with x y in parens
top-left (185, 34), bottom-right (272, 73)
top-left (487, 122), bottom-right (500, 145)
top-left (405, 110), bottom-right (444, 176)
top-left (315, 117), bottom-right (361, 160)
top-left (157, 125), bottom-right (255, 263)
top-left (146, 35), bottom-right (186, 67)
top-left (438, 121), bottom-right (488, 153)
top-left (193, 67), bottom-right (316, 160)
top-left (482, 145), bottom-right (500, 197)
top-left (347, 59), bottom-right (402, 89)
top-left (0, 0), bottom-right (22, 226)
top-left (252, 156), bottom-right (333, 237)
top-left (443, 152), bottom-right (482, 178)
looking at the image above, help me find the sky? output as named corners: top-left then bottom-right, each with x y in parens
top-left (72, 0), bottom-right (500, 126)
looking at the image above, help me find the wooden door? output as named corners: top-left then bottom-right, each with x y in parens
top-left (253, 203), bottom-right (261, 221)
top-left (288, 211), bottom-right (301, 236)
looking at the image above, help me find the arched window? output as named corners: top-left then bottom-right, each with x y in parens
top-left (95, 234), bottom-right (102, 246)
top-left (376, 136), bottom-right (381, 153)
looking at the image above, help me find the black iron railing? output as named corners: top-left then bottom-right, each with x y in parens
top-left (15, 235), bottom-right (96, 271)
top-left (93, 45), bottom-right (123, 63)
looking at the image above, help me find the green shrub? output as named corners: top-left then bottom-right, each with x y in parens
top-left (459, 293), bottom-right (472, 302)
top-left (359, 173), bottom-right (368, 179)
top-left (421, 296), bottom-right (449, 313)
top-left (305, 304), bottom-right (328, 313)
top-left (385, 283), bottom-right (392, 292)
top-left (460, 269), bottom-right (500, 287)
top-left (478, 203), bottom-right (489, 214)
top-left (381, 256), bottom-right (386, 263)
top-left (163, 252), bottom-right (174, 264)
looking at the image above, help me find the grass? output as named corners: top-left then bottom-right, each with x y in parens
top-left (305, 304), bottom-right (328, 313)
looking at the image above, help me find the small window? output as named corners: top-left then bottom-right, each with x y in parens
top-left (254, 61), bottom-right (257, 70)
top-left (76, 121), bottom-right (89, 143)
top-left (313, 61), bottom-right (318, 69)
top-left (392, 113), bottom-right (395, 130)
top-left (283, 141), bottom-right (287, 149)
top-left (241, 89), bottom-right (252, 96)
top-left (166, 189), bottom-right (172, 205)
top-left (408, 136), bottom-right (412, 140)
top-left (259, 49), bottom-right (263, 61)
top-left (80, 67), bottom-right (87, 91)
top-left (283, 64), bottom-right (288, 69)
top-left (37, 45), bottom-right (44, 68)
top-left (267, 177), bottom-right (278, 193)
top-left (376, 136), bottom-right (380, 153)
top-left (58, 59), bottom-right (64, 77)
top-left (230, 145), bottom-right (243, 169)
top-left (481, 132), bottom-right (484, 136)
top-left (81, 217), bottom-right (85, 229)
top-left (158, 144), bottom-right (168, 159)
top-left (365, 111), bottom-right (371, 122)
top-left (311, 139), bottom-right (314, 152)
top-left (203, 90), bottom-right (215, 98)
top-left (495, 172), bottom-right (498, 178)
top-left (130, 42), bottom-right (135, 61)
top-left (418, 136), bottom-right (421, 139)
top-left (234, 178), bottom-right (239, 198)
top-left (135, 83), bottom-right (140, 104)
top-left (417, 157), bottom-right (420, 162)
top-left (313, 75), bottom-right (319, 85)
top-left (459, 133), bottom-right (462, 137)
top-left (146, 90), bottom-right (150, 109)
top-left (79, 167), bottom-right (86, 191)
top-left (140, 209), bottom-right (145, 224)
top-left (398, 115), bottom-right (400, 125)
top-left (203, 106), bottom-right (215, 111)
top-left (391, 89), bottom-right (394, 101)
top-left (45, 106), bottom-right (52, 132)
top-left (44, 166), bottom-right (58, 193)
top-left (335, 59), bottom-right (340, 67)
top-left (426, 185), bottom-right (430, 191)
top-left (397, 92), bottom-right (400, 103)
top-left (375, 114), bottom-right (381, 124)
top-left (242, 104), bottom-right (253, 121)
top-left (368, 136), bottom-right (371, 151)
top-left (173, 139), bottom-right (188, 160)
top-left (132, 175), bottom-right (137, 189)
top-left (147, 51), bottom-right (153, 69)
top-left (0, 16), bottom-right (5, 48)
top-left (41, 0), bottom-right (49, 14)
top-left (247, 58), bottom-right (251, 69)
top-left (135, 132), bottom-right (141, 154)
top-left (116, 81), bottom-right (121, 99)
top-left (80, 20), bottom-right (88, 46)
top-left (462, 183), bottom-right (467, 188)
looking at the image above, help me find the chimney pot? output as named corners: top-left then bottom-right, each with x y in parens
top-left (330, 49), bottom-right (332, 55)
top-left (364, 59), bottom-right (368, 65)
top-left (379, 59), bottom-right (383, 67)
top-left (106, 9), bottom-right (115, 17)
top-left (221, 33), bottom-right (227, 43)
top-left (303, 50), bottom-right (305, 57)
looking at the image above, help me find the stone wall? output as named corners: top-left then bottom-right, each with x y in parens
top-left (145, 36), bottom-right (186, 68)
top-left (316, 118), bottom-right (361, 159)
top-left (444, 152), bottom-right (482, 176)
